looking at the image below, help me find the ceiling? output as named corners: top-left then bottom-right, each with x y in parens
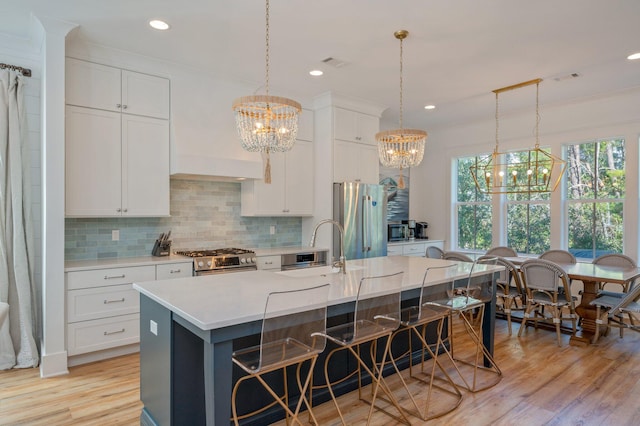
top-left (3, 0), bottom-right (640, 130)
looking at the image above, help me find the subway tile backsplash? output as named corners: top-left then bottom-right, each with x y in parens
top-left (65, 179), bottom-right (302, 260)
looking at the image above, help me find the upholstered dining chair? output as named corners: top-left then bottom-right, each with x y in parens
top-left (539, 249), bottom-right (577, 264)
top-left (593, 253), bottom-right (637, 294)
top-left (443, 251), bottom-right (474, 263)
top-left (486, 246), bottom-right (517, 257)
top-left (518, 259), bottom-right (577, 346)
top-left (491, 256), bottom-right (526, 335)
top-left (591, 282), bottom-right (640, 343)
top-left (231, 283), bottom-right (330, 426)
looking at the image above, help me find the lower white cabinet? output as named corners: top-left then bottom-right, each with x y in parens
top-left (256, 255), bottom-right (282, 271)
top-left (387, 240), bottom-right (445, 257)
top-left (65, 260), bottom-right (193, 358)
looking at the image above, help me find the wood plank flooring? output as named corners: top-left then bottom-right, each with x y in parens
top-left (1, 319), bottom-right (639, 425)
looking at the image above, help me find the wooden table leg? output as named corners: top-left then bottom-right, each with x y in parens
top-left (570, 279), bottom-right (599, 346)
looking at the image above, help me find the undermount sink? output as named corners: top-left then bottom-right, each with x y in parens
top-left (277, 264), bottom-right (365, 278)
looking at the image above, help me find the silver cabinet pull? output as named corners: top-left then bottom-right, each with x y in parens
top-left (104, 328), bottom-right (125, 336)
top-left (104, 274), bottom-right (125, 280)
top-left (116, 208), bottom-right (122, 212)
top-left (116, 103), bottom-right (121, 108)
top-left (122, 105), bottom-right (128, 110)
top-left (123, 208), bottom-right (128, 213)
top-left (103, 298), bottom-right (125, 304)
top-left (170, 269), bottom-right (181, 274)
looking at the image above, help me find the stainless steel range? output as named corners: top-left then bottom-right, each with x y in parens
top-left (175, 248), bottom-right (257, 276)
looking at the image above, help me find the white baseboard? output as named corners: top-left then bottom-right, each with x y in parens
top-left (40, 350), bottom-right (69, 378)
top-left (67, 344), bottom-right (140, 367)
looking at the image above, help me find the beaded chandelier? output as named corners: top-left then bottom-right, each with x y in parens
top-left (376, 30), bottom-right (427, 189)
top-left (232, 0), bottom-right (301, 183)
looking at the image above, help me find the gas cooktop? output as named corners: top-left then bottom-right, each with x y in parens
top-left (175, 248), bottom-right (257, 275)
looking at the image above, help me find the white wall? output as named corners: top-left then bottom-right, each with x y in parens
top-left (410, 87), bottom-right (640, 259)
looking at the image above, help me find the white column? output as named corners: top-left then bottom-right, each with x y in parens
top-left (37, 16), bottom-right (78, 378)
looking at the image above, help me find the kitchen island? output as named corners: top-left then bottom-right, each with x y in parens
top-left (134, 256), bottom-right (501, 425)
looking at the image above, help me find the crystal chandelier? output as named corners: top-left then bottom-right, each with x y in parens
top-left (376, 30), bottom-right (427, 189)
top-left (470, 78), bottom-right (566, 194)
top-left (232, 0), bottom-right (301, 183)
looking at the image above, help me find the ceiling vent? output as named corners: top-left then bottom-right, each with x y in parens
top-left (553, 72), bottom-right (581, 82)
top-left (322, 57), bottom-right (347, 68)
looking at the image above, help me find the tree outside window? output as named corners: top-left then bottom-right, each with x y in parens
top-left (456, 156), bottom-right (492, 250)
top-left (566, 139), bottom-right (625, 259)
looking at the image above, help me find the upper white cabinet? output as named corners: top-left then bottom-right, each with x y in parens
top-left (241, 140), bottom-right (314, 216)
top-left (334, 107), bottom-right (379, 145)
top-left (332, 107), bottom-right (381, 184)
top-left (65, 58), bottom-right (170, 217)
top-left (66, 58), bottom-right (170, 119)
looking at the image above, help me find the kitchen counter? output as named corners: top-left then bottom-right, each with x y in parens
top-left (387, 239), bottom-right (444, 247)
top-left (134, 256), bottom-right (501, 425)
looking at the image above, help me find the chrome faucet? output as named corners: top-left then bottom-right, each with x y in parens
top-left (310, 219), bottom-right (346, 274)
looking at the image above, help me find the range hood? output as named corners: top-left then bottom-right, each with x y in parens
top-left (171, 154), bottom-right (263, 181)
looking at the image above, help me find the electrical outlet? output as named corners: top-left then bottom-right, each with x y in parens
top-left (112, 230), bottom-right (120, 241)
top-left (270, 225), bottom-right (276, 235)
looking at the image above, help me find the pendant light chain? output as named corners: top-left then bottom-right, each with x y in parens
top-left (495, 91), bottom-right (500, 154)
top-left (535, 81), bottom-right (540, 148)
top-left (399, 35), bottom-right (404, 130)
top-left (265, 0), bottom-right (270, 96)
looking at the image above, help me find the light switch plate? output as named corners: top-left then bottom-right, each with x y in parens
top-left (150, 320), bottom-right (158, 336)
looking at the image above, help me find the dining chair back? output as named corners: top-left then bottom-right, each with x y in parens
top-left (486, 246), bottom-right (517, 257)
top-left (518, 258), bottom-right (576, 346)
top-left (426, 245), bottom-right (445, 259)
top-left (539, 249), bottom-right (577, 264)
top-left (490, 256), bottom-right (526, 335)
top-left (593, 253), bottom-right (637, 293)
top-left (443, 251), bottom-right (474, 263)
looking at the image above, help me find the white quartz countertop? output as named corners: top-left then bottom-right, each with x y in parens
top-left (65, 255), bottom-right (192, 272)
top-left (133, 256), bottom-right (501, 331)
top-left (252, 246), bottom-right (330, 256)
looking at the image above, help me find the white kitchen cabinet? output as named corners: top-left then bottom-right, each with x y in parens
top-left (387, 240), bottom-right (445, 257)
top-left (256, 255), bottom-right (282, 271)
top-left (66, 58), bottom-right (170, 119)
top-left (65, 106), bottom-right (170, 217)
top-left (65, 260), bottom-right (193, 361)
top-left (386, 245), bottom-right (404, 256)
top-left (333, 139), bottom-right (380, 184)
top-left (241, 140), bottom-right (314, 216)
top-left (334, 107), bottom-right (379, 145)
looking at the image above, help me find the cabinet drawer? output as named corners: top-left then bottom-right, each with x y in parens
top-left (387, 245), bottom-right (403, 256)
top-left (156, 262), bottom-right (193, 280)
top-left (67, 284), bottom-right (139, 323)
top-left (256, 256), bottom-right (282, 270)
top-left (67, 313), bottom-right (140, 356)
top-left (66, 265), bottom-right (155, 290)
top-left (403, 243), bottom-right (427, 256)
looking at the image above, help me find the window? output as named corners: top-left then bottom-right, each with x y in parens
top-left (505, 151), bottom-right (551, 254)
top-left (566, 139), bottom-right (625, 259)
top-left (455, 156), bottom-right (492, 251)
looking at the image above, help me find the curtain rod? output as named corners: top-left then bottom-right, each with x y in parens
top-left (0, 63), bottom-right (32, 77)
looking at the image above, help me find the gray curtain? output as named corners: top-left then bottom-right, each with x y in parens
top-left (0, 69), bottom-right (39, 369)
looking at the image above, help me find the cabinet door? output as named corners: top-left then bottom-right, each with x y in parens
top-left (65, 58), bottom-right (121, 112)
top-left (333, 139), bottom-right (359, 182)
top-left (253, 152), bottom-right (287, 215)
top-left (156, 262), bottom-right (193, 279)
top-left (122, 115), bottom-right (170, 216)
top-left (334, 108), bottom-right (359, 142)
top-left (285, 140), bottom-right (313, 215)
top-left (403, 243), bottom-right (427, 257)
top-left (358, 144), bottom-right (381, 184)
top-left (65, 106), bottom-right (122, 217)
top-left (122, 70), bottom-right (170, 119)
top-left (357, 113), bottom-right (380, 146)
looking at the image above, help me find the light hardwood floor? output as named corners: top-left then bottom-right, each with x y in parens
top-left (1, 319), bottom-right (639, 425)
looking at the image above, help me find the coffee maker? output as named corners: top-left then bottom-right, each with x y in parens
top-left (402, 220), bottom-right (416, 240)
top-left (415, 222), bottom-right (429, 239)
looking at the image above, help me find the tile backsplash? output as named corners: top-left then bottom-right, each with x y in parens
top-left (65, 179), bottom-right (302, 260)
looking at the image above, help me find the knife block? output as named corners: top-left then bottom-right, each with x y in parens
top-left (152, 239), bottom-right (171, 257)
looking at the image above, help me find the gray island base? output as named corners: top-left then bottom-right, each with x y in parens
top-left (134, 256), bottom-right (501, 425)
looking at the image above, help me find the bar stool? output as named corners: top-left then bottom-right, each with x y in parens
top-left (316, 271), bottom-right (409, 425)
top-left (388, 264), bottom-right (463, 421)
top-left (429, 257), bottom-right (502, 392)
top-left (231, 283), bottom-right (330, 426)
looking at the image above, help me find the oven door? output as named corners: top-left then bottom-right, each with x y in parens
top-left (195, 266), bottom-right (257, 276)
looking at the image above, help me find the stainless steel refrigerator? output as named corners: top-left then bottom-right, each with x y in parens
top-left (333, 182), bottom-right (388, 259)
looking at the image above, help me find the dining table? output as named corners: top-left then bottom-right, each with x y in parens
top-left (502, 256), bottom-right (640, 345)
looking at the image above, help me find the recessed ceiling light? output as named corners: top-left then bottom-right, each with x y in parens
top-left (424, 105), bottom-right (436, 110)
top-left (309, 70), bottom-right (324, 76)
top-left (627, 52), bottom-right (640, 60)
top-left (149, 20), bottom-right (170, 30)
